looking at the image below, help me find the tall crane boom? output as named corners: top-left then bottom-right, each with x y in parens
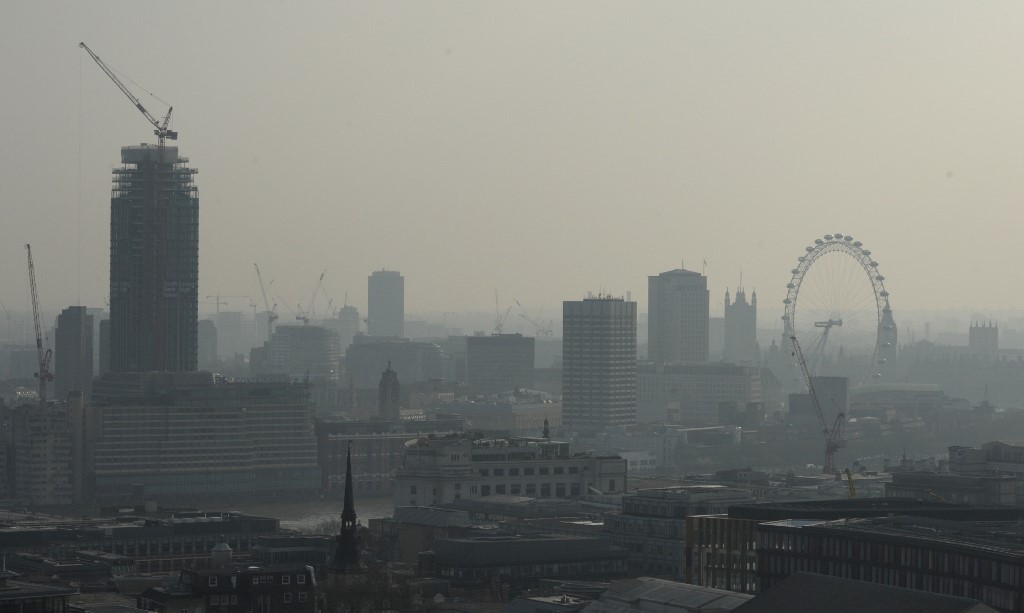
top-left (254, 264), bottom-right (278, 336)
top-left (79, 42), bottom-right (177, 145)
top-left (790, 335), bottom-right (844, 475)
top-left (25, 245), bottom-right (53, 405)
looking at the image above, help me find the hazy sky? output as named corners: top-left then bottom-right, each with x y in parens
top-left (3, 2), bottom-right (1023, 323)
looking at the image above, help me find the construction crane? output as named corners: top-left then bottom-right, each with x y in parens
top-left (845, 468), bottom-right (857, 498)
top-left (25, 245), bottom-right (53, 405)
top-left (515, 301), bottom-right (553, 337)
top-left (205, 294), bottom-right (248, 316)
top-left (254, 264), bottom-right (278, 337)
top-left (493, 291), bottom-right (513, 334)
top-left (790, 335), bottom-right (845, 475)
top-left (296, 271), bottom-right (326, 325)
top-left (79, 42), bottom-right (178, 146)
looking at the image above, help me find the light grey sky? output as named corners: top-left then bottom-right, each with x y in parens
top-left (2, 2), bottom-right (1022, 321)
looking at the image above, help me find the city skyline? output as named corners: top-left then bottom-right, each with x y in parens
top-left (4, 3), bottom-right (1024, 316)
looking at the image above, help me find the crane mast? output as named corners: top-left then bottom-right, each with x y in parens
top-left (790, 335), bottom-right (844, 475)
top-left (254, 264), bottom-right (278, 338)
top-left (25, 245), bottom-right (53, 405)
top-left (79, 42), bottom-right (178, 145)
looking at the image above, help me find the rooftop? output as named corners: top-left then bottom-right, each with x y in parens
top-left (586, 577), bottom-right (752, 612)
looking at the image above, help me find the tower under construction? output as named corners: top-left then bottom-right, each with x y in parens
top-left (109, 144), bottom-right (199, 372)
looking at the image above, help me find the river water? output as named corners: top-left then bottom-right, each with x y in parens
top-left (226, 496), bottom-right (395, 533)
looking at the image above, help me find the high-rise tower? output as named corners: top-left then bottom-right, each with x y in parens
top-left (562, 297), bottom-right (637, 431)
top-left (379, 361), bottom-right (400, 421)
top-left (55, 306), bottom-right (94, 401)
top-left (648, 268), bottom-right (709, 364)
top-left (723, 287), bottom-right (757, 364)
top-left (367, 270), bottom-right (404, 338)
top-left (109, 144), bottom-right (198, 372)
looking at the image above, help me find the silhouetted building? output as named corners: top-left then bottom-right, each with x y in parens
top-left (267, 325), bottom-right (340, 383)
top-left (648, 268), bottom-right (709, 364)
top-left (215, 311), bottom-right (246, 360)
top-left (322, 305), bottom-right (360, 353)
top-left (367, 269), bottom-right (404, 338)
top-left (969, 321), bottom-right (998, 356)
top-left (724, 288), bottom-right (757, 364)
top-left (562, 297), bottom-right (637, 431)
top-left (98, 318), bottom-right (110, 376)
top-left (345, 339), bottom-right (444, 387)
top-left (379, 362), bottom-right (400, 420)
top-left (55, 306), bottom-right (94, 401)
top-left (109, 144), bottom-right (198, 372)
top-left (638, 362), bottom-right (763, 425)
top-left (466, 333), bottom-right (535, 395)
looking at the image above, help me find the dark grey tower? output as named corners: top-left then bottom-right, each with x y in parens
top-left (367, 269), bottom-right (404, 338)
top-left (330, 443), bottom-right (364, 575)
top-left (378, 361), bottom-right (400, 421)
top-left (55, 306), bottom-right (94, 401)
top-left (724, 287), bottom-right (757, 364)
top-left (109, 144), bottom-right (198, 372)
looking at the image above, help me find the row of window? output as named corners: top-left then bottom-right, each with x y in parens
top-left (207, 574), bottom-right (306, 587)
top-left (478, 466), bottom-right (579, 477)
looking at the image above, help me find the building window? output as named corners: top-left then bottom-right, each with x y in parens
top-left (410, 485), bottom-right (417, 495)
top-left (208, 577), bottom-right (218, 587)
top-left (253, 577), bottom-right (260, 585)
top-left (609, 479), bottom-right (616, 492)
top-left (454, 483), bottom-right (461, 491)
top-left (284, 592), bottom-right (293, 603)
top-left (509, 468), bottom-right (519, 476)
top-left (541, 483), bottom-right (551, 497)
top-left (571, 483), bottom-right (581, 496)
top-left (494, 468), bottom-right (504, 477)
top-left (554, 467), bottom-right (564, 475)
top-left (526, 483), bottom-right (536, 495)
top-left (496, 484), bottom-right (506, 495)
top-left (297, 574), bottom-right (306, 585)
top-left (298, 592), bottom-right (308, 602)
top-left (210, 595), bottom-right (220, 605)
top-left (282, 575), bottom-right (291, 584)
top-left (511, 483), bottom-right (521, 495)
top-left (540, 467), bottom-right (549, 475)
top-left (481, 485), bottom-right (491, 496)
top-left (569, 466), bottom-right (579, 474)
top-left (524, 467), bottom-right (535, 476)
top-left (556, 483), bottom-right (566, 497)
top-left (470, 485), bottom-right (478, 494)
top-left (230, 595), bottom-right (238, 605)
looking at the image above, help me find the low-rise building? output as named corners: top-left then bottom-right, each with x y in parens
top-left (885, 471), bottom-right (1018, 505)
top-left (756, 516), bottom-right (1024, 611)
top-left (419, 533), bottom-right (628, 588)
top-left (0, 571), bottom-right (75, 612)
top-left (140, 564), bottom-right (317, 612)
top-left (393, 434), bottom-right (626, 507)
top-left (605, 486), bottom-right (755, 578)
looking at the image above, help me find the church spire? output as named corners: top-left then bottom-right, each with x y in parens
top-left (342, 442), bottom-right (356, 528)
top-left (330, 442), bottom-right (364, 575)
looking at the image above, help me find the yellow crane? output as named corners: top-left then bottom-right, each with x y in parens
top-left (845, 468), bottom-right (857, 498)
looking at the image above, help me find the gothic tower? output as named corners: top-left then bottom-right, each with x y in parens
top-left (379, 361), bottom-right (401, 421)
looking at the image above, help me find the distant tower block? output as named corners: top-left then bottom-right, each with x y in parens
top-left (55, 306), bottom-right (94, 401)
top-left (969, 321), bottom-right (998, 356)
top-left (367, 270), bottom-right (404, 338)
top-left (109, 145), bottom-right (199, 372)
top-left (379, 361), bottom-right (400, 421)
top-left (648, 268), bottom-right (709, 364)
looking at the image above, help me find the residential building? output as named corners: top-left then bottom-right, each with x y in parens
top-left (605, 486), bottom-right (755, 578)
top-left (393, 434), bottom-right (626, 507)
top-left (1, 402), bottom-right (73, 505)
top-left (0, 571), bottom-right (75, 612)
top-left (723, 287), bottom-right (757, 365)
top-left (55, 306), bottom-right (94, 401)
top-left (109, 144), bottom-right (198, 372)
top-left (562, 297), bottom-right (637, 431)
top-left (648, 268), bottom-right (709, 364)
top-left (88, 372), bottom-right (319, 503)
top-left (466, 333), bottom-right (535, 395)
top-left (367, 269), bottom-right (404, 338)
top-left (140, 564), bottom-right (317, 612)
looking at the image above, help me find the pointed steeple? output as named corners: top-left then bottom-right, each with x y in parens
top-left (342, 443), bottom-right (356, 528)
top-left (330, 441), bottom-right (364, 575)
